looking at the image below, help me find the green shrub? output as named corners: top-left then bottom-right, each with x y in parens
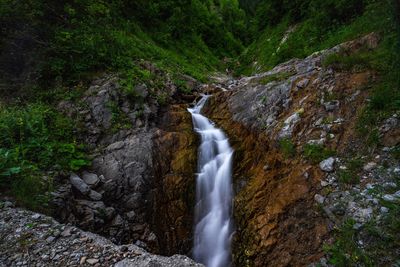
top-left (106, 101), bottom-right (132, 133)
top-left (174, 78), bottom-right (192, 94)
top-left (337, 157), bottom-right (364, 185)
top-left (0, 104), bottom-right (89, 210)
top-left (338, 169), bottom-right (359, 184)
top-left (322, 51), bottom-right (372, 72)
top-left (279, 138), bottom-right (296, 158)
top-left (303, 144), bottom-right (336, 163)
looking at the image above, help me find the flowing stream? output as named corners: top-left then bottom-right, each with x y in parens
top-left (188, 95), bottom-right (234, 267)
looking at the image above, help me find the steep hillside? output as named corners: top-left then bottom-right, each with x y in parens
top-left (237, 0), bottom-right (398, 75)
top-left (205, 33), bottom-right (400, 266)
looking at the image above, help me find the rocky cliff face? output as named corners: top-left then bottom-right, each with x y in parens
top-left (202, 33), bottom-right (387, 266)
top-left (52, 68), bottom-right (199, 256)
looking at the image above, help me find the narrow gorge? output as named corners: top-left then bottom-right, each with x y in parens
top-left (1, 1), bottom-right (399, 266)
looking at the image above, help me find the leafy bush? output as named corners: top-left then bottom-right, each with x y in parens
top-left (337, 157), bottom-right (364, 185)
top-left (303, 144), bottom-right (336, 163)
top-left (279, 138), bottom-right (296, 158)
top-left (0, 104), bottom-right (89, 210)
top-left (322, 51), bottom-right (372, 72)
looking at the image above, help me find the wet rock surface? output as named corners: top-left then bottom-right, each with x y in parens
top-left (0, 205), bottom-right (203, 267)
top-left (202, 33), bottom-right (388, 266)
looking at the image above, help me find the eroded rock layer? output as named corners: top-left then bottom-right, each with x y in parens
top-left (203, 33), bottom-right (380, 266)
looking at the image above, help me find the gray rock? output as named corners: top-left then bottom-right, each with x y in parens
top-left (320, 181), bottom-right (329, 187)
top-left (314, 194), bottom-right (325, 204)
top-left (380, 116), bottom-right (398, 133)
top-left (82, 172), bottom-right (100, 187)
top-left (393, 190), bottom-right (400, 198)
top-left (31, 213), bottom-right (41, 220)
top-left (308, 138), bottom-right (325, 146)
top-left (354, 207), bottom-right (373, 223)
top-left (363, 162), bottom-right (377, 172)
top-left (111, 215), bottom-right (124, 227)
top-left (106, 141), bottom-right (125, 151)
top-left (126, 211), bottom-right (136, 221)
top-left (382, 194), bottom-right (396, 202)
top-left (319, 157), bottom-right (335, 172)
top-left (134, 84), bottom-right (149, 98)
top-left (323, 100), bottom-right (340, 111)
top-left (380, 206), bottom-right (389, 213)
top-left (60, 227), bottom-right (72, 237)
top-left (296, 78), bottom-right (309, 89)
top-left (46, 236), bottom-right (56, 243)
top-left (69, 173), bottom-right (90, 195)
top-left (2, 207), bottom-right (201, 267)
top-left (89, 190), bottom-right (102, 201)
top-left (86, 258), bottom-right (99, 265)
top-left (278, 112), bottom-right (300, 139)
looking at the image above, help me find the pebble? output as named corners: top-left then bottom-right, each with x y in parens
top-left (380, 207), bottom-right (389, 213)
top-left (46, 236), bottom-right (56, 243)
top-left (382, 194), bottom-right (396, 202)
top-left (31, 214), bottom-right (41, 220)
top-left (61, 227), bottom-right (72, 237)
top-left (393, 190), bottom-right (400, 198)
top-left (321, 181), bottom-right (329, 187)
top-left (314, 194), bottom-right (325, 204)
top-left (86, 258), bottom-right (99, 265)
top-left (80, 256), bottom-right (87, 264)
top-left (363, 162), bottom-right (377, 172)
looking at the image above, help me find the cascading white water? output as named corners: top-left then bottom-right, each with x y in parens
top-left (188, 95), bottom-right (234, 267)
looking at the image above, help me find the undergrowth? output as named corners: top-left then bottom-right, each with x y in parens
top-left (279, 138), bottom-right (296, 158)
top-left (303, 144), bottom-right (336, 163)
top-left (0, 104), bottom-right (89, 211)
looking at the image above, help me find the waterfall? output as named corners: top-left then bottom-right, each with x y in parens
top-left (188, 95), bottom-right (234, 267)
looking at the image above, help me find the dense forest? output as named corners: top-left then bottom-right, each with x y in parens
top-left (0, 0), bottom-right (399, 266)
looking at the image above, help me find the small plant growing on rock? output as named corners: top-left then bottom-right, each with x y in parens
top-left (338, 157), bottom-right (364, 185)
top-left (260, 95), bottom-right (268, 104)
top-left (325, 218), bottom-right (373, 267)
top-left (259, 71), bottom-right (295, 85)
top-left (279, 138), bottom-right (296, 158)
top-left (303, 144), bottom-right (336, 163)
top-left (322, 50), bottom-right (372, 72)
